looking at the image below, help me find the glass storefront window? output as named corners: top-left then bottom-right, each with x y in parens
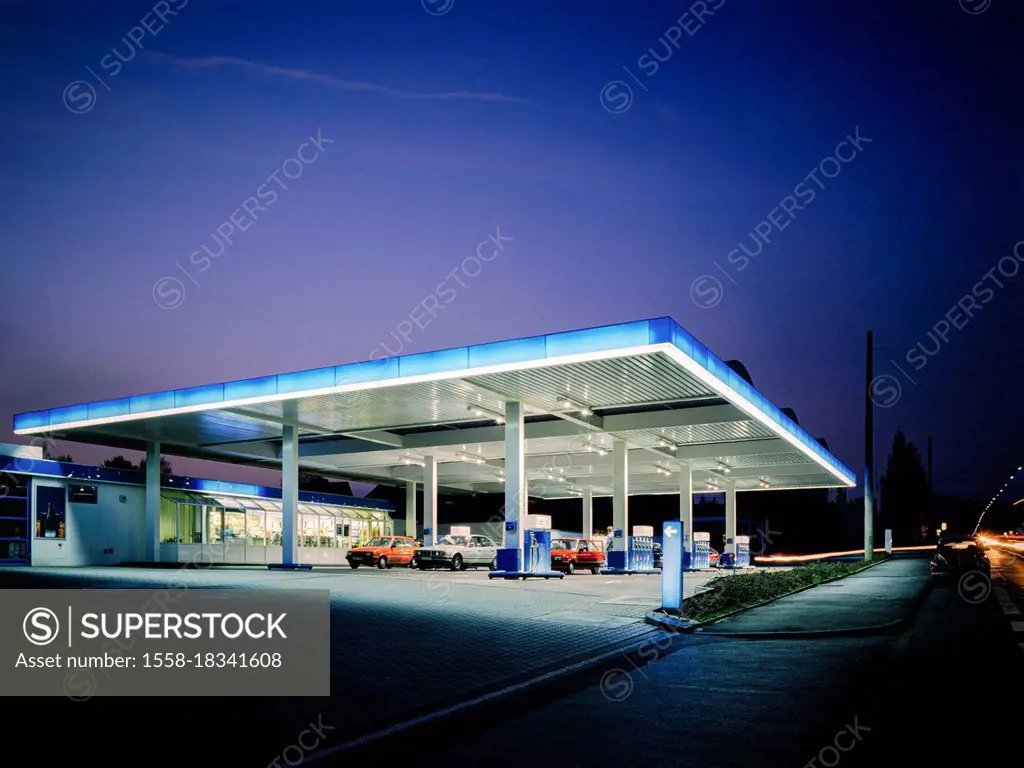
top-left (180, 504), bottom-right (202, 544)
top-left (224, 511), bottom-right (245, 541)
top-left (211, 496), bottom-right (246, 510)
top-left (300, 513), bottom-right (319, 548)
top-left (266, 512), bottom-right (282, 547)
top-left (247, 510), bottom-right (267, 545)
top-left (318, 515), bottom-right (336, 548)
top-left (207, 507), bottom-right (224, 544)
top-left (168, 493), bottom-right (392, 552)
top-left (349, 518), bottom-right (366, 546)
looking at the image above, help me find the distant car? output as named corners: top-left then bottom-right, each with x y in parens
top-left (653, 542), bottom-right (663, 569)
top-left (414, 534), bottom-right (499, 571)
top-left (930, 533), bottom-right (990, 579)
top-left (550, 538), bottom-right (606, 575)
top-left (709, 547), bottom-right (721, 566)
top-left (346, 536), bottom-right (418, 569)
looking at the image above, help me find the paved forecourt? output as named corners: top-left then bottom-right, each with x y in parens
top-left (0, 563), bottom-right (724, 754)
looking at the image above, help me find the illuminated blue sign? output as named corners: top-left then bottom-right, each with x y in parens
top-left (662, 520), bottom-right (684, 610)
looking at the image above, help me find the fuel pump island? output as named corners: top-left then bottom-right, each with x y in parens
top-left (488, 514), bottom-right (564, 579)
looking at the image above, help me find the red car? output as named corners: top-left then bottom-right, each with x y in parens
top-left (710, 547), bottom-right (721, 566)
top-left (550, 538), bottom-right (606, 575)
top-left (346, 536), bottom-right (418, 569)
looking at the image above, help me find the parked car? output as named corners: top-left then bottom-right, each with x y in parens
top-left (346, 536), bottom-right (418, 569)
top-left (550, 538), bottom-right (606, 574)
top-left (709, 547), bottom-right (721, 566)
top-left (653, 541), bottom-right (662, 569)
top-left (413, 534), bottom-right (500, 571)
top-left (930, 533), bottom-right (990, 579)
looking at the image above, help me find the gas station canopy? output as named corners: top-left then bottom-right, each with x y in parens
top-left (14, 318), bottom-right (855, 498)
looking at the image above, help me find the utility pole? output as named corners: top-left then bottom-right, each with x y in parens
top-left (927, 437), bottom-right (934, 495)
top-left (864, 331), bottom-right (874, 560)
top-left (925, 436), bottom-right (933, 544)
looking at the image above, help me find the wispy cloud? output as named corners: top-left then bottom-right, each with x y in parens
top-left (155, 54), bottom-right (531, 104)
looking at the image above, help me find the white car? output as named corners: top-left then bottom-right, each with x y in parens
top-left (413, 534), bottom-right (499, 571)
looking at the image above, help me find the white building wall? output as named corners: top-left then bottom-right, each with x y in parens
top-left (30, 479), bottom-right (145, 566)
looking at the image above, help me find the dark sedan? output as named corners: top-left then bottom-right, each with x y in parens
top-left (930, 533), bottom-right (990, 579)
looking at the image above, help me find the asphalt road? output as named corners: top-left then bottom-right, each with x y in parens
top-left (989, 545), bottom-right (1024, 642)
top-left (838, 546), bottom-right (1024, 768)
top-left (4, 556), bottom-right (1017, 768)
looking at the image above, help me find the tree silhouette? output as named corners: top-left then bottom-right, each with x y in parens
top-left (42, 445), bottom-right (75, 463)
top-left (138, 457), bottom-right (174, 476)
top-left (880, 430), bottom-right (930, 545)
top-left (102, 456), bottom-right (136, 470)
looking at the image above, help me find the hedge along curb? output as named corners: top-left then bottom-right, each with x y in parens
top-left (644, 555), bottom-right (901, 637)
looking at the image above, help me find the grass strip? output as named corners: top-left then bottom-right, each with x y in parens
top-left (679, 555), bottom-right (890, 623)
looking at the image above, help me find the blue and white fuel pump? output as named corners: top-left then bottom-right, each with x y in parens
top-left (691, 531), bottom-right (711, 569)
top-left (733, 534), bottom-right (750, 568)
top-left (491, 514), bottom-right (562, 579)
top-left (629, 525), bottom-right (655, 572)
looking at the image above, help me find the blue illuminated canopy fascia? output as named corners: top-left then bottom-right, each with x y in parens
top-left (12, 317), bottom-right (855, 486)
top-left (0, 455), bottom-right (394, 511)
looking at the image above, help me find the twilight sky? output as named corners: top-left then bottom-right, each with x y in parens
top-left (0, 0), bottom-right (1021, 503)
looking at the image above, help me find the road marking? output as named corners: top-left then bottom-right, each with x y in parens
top-left (993, 587), bottom-right (1021, 615)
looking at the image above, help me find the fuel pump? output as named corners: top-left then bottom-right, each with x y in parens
top-left (522, 514), bottom-right (552, 574)
top-left (491, 514), bottom-right (561, 578)
top-left (691, 531), bottom-right (710, 569)
top-left (734, 534), bottom-right (750, 568)
top-left (630, 525), bottom-right (655, 572)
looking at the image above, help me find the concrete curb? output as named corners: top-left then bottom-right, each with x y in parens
top-left (697, 616), bottom-right (911, 639)
top-left (645, 556), bottom-right (922, 638)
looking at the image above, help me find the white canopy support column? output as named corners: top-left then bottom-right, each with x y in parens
top-left (405, 480), bottom-right (417, 540)
top-left (281, 423), bottom-right (299, 566)
top-left (679, 461), bottom-right (693, 555)
top-left (582, 488), bottom-right (593, 539)
top-left (725, 483), bottom-right (737, 561)
top-left (145, 441), bottom-right (160, 562)
top-left (612, 440), bottom-right (629, 564)
top-left (423, 456), bottom-right (437, 546)
top-left (503, 400), bottom-right (526, 568)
